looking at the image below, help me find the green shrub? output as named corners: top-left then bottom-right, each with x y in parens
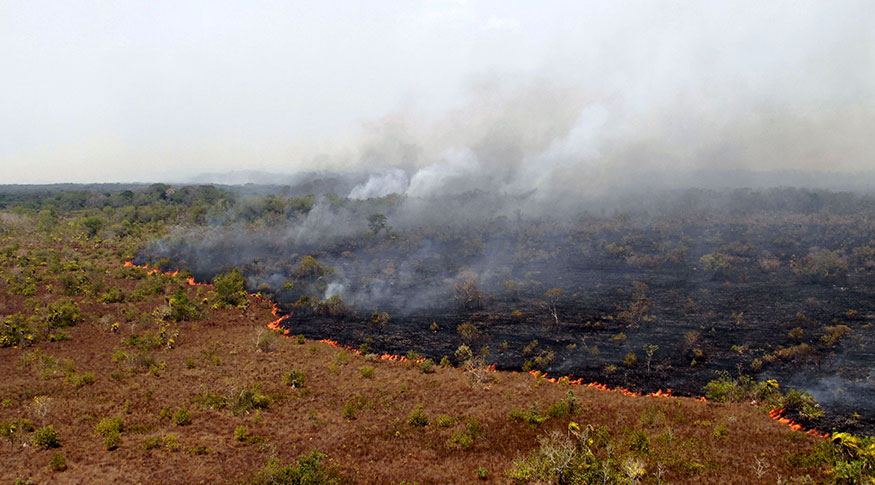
top-left (234, 425), bottom-right (250, 443)
top-left (190, 444), bottom-right (209, 455)
top-left (67, 371), bottom-right (96, 387)
top-left (407, 404), bottom-right (429, 427)
top-left (446, 419), bottom-right (482, 449)
top-left (142, 436), bottom-right (161, 450)
top-left (172, 408), bottom-right (192, 426)
top-left (247, 451), bottom-right (345, 485)
top-left (213, 269), bottom-right (249, 308)
top-left (624, 429), bottom-right (650, 454)
top-left (169, 288), bottom-right (200, 321)
top-left (46, 299), bottom-right (82, 328)
top-left (359, 366), bottom-right (374, 379)
top-left (434, 415), bottom-right (455, 428)
top-left (94, 417), bottom-right (124, 437)
top-left (341, 401), bottom-right (357, 420)
top-left (32, 426), bottom-right (60, 449)
top-left (509, 404), bottom-right (548, 426)
top-left (98, 287), bottom-right (126, 304)
top-left (103, 430), bottom-right (121, 450)
top-left (48, 452), bottom-right (66, 471)
top-left (283, 369), bottom-right (306, 388)
top-left (418, 359), bottom-right (435, 374)
top-left (229, 384), bottom-right (271, 415)
top-left (163, 433), bottom-right (180, 452)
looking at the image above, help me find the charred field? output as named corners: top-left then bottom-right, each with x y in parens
top-left (145, 185), bottom-right (875, 436)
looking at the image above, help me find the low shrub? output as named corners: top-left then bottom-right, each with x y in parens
top-left (95, 417), bottom-right (124, 437)
top-left (103, 430), bottom-right (121, 450)
top-left (32, 426), bottom-right (60, 449)
top-left (407, 404), bottom-right (429, 427)
top-left (48, 452), bottom-right (66, 472)
top-left (173, 408), bottom-right (192, 426)
top-left (247, 451), bottom-right (345, 485)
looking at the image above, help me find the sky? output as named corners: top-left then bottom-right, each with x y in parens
top-left (1, 0), bottom-right (873, 184)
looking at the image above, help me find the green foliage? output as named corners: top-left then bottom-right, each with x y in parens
top-left (213, 269), bottom-right (249, 308)
top-left (32, 425), bottom-right (60, 449)
top-left (407, 404), bottom-right (429, 427)
top-left (103, 430), bottom-right (122, 450)
top-left (295, 255), bottom-right (328, 280)
top-left (359, 366), bottom-right (374, 379)
top-left (48, 452), bottom-right (67, 472)
top-left (229, 384), bottom-right (271, 415)
top-left (624, 429), bottom-right (650, 454)
top-left (46, 298), bottom-right (82, 328)
top-left (507, 426), bottom-right (624, 484)
top-left (418, 359), bottom-right (435, 374)
top-left (172, 408), bottom-right (192, 426)
top-left (98, 287), bottom-right (126, 303)
top-left (703, 373), bottom-right (782, 406)
top-left (456, 322), bottom-right (481, 343)
top-left (283, 369), bottom-right (307, 388)
top-left (367, 213), bottom-right (387, 234)
top-left (169, 287), bottom-right (200, 321)
top-left (509, 405), bottom-right (549, 426)
top-left (66, 371), bottom-right (96, 387)
top-left (95, 417), bottom-right (124, 438)
top-left (446, 419), bottom-right (482, 450)
top-left (247, 451), bottom-right (345, 485)
top-left (1, 313), bottom-right (38, 347)
top-left (234, 425), bottom-right (250, 443)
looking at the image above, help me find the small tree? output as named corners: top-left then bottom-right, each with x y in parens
top-left (642, 344), bottom-right (659, 373)
top-left (541, 288), bottom-right (564, 326)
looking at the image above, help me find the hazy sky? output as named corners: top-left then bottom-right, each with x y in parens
top-left (2, 1), bottom-right (873, 184)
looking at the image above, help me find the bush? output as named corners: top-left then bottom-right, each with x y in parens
top-left (48, 452), bottom-right (66, 471)
top-left (98, 287), bottom-right (126, 304)
top-left (213, 269), bottom-right (249, 308)
top-left (234, 425), bottom-right (250, 443)
top-left (359, 366), bottom-right (374, 379)
top-left (46, 299), bottom-right (82, 328)
top-left (95, 417), bottom-right (124, 437)
top-left (407, 404), bottom-right (429, 427)
top-left (32, 426), bottom-right (60, 449)
top-left (283, 370), bottom-right (307, 388)
top-left (446, 419), bottom-right (482, 449)
top-left (229, 384), bottom-right (271, 415)
top-left (103, 430), bottom-right (121, 450)
top-left (169, 288), bottom-right (199, 321)
top-left (247, 451), bottom-right (345, 485)
top-left (418, 359), bottom-right (435, 374)
top-left (172, 408), bottom-right (192, 426)
top-left (67, 371), bottom-right (96, 388)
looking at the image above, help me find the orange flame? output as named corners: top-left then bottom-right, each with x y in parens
top-left (768, 408), bottom-right (829, 439)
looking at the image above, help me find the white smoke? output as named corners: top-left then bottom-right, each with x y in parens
top-left (324, 282), bottom-right (344, 299)
top-left (406, 149), bottom-right (483, 198)
top-left (348, 169), bottom-right (409, 200)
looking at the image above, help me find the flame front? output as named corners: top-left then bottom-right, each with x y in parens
top-left (119, 258), bottom-right (833, 441)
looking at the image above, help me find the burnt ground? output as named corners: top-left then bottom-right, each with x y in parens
top-left (276, 260), bottom-right (875, 436)
top-left (146, 206), bottom-right (875, 438)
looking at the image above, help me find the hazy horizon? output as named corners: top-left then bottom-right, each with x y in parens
top-left (3, 1), bottom-right (873, 185)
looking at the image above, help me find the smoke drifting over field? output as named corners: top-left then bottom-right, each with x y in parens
top-left (4, 1), bottom-right (875, 183)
